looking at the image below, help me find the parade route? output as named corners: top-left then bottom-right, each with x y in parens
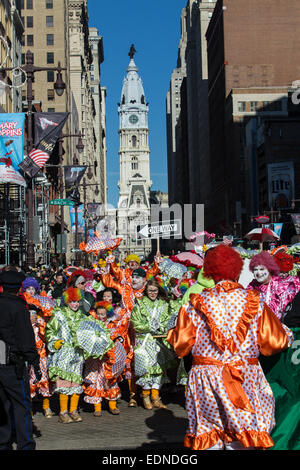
top-left (32, 387), bottom-right (188, 451)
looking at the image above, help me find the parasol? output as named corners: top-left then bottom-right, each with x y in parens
top-left (79, 232), bottom-right (122, 256)
top-left (244, 227), bottom-right (279, 250)
top-left (171, 252), bottom-right (204, 268)
top-left (189, 231), bottom-right (215, 246)
top-left (254, 215), bottom-right (270, 224)
top-left (158, 258), bottom-right (187, 279)
top-left (75, 317), bottom-right (114, 359)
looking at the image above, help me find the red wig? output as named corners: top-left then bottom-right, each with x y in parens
top-left (273, 251), bottom-right (296, 273)
top-left (249, 251), bottom-right (280, 276)
top-left (203, 245), bottom-right (243, 282)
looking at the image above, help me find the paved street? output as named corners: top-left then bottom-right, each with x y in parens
top-left (31, 385), bottom-right (188, 451)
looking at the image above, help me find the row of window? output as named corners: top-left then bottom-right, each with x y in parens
top-left (21, 52), bottom-right (55, 65)
top-left (22, 88), bottom-right (56, 101)
top-left (238, 100), bottom-right (283, 113)
top-left (21, 16), bottom-right (54, 27)
top-left (20, 0), bottom-right (53, 9)
top-left (21, 34), bottom-right (54, 46)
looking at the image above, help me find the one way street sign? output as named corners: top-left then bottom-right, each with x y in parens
top-left (137, 219), bottom-right (182, 239)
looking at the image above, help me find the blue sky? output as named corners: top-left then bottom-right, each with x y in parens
top-left (87, 0), bottom-right (186, 207)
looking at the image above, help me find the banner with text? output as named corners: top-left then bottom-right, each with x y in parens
top-left (0, 113), bottom-right (26, 187)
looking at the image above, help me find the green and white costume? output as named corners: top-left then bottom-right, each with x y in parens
top-left (46, 306), bottom-right (113, 395)
top-left (131, 297), bottom-right (177, 389)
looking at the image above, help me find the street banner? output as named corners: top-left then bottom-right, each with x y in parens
top-left (273, 223), bottom-right (283, 238)
top-left (291, 214), bottom-right (300, 235)
top-left (267, 162), bottom-right (295, 208)
top-left (19, 112), bottom-right (69, 178)
top-left (69, 204), bottom-right (85, 234)
top-left (0, 113), bottom-right (26, 187)
top-left (64, 165), bottom-right (86, 204)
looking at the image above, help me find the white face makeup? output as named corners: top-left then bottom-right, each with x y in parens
top-left (26, 286), bottom-right (36, 296)
top-left (253, 265), bottom-right (270, 284)
top-left (131, 276), bottom-right (145, 290)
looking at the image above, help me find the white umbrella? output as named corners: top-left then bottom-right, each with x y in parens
top-left (244, 227), bottom-right (279, 250)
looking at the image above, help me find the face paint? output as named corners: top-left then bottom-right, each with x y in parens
top-left (68, 300), bottom-right (80, 311)
top-left (132, 276), bottom-right (145, 290)
top-left (253, 265), bottom-right (270, 284)
top-left (26, 286), bottom-right (36, 296)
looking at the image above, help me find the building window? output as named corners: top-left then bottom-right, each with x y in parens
top-left (132, 136), bottom-right (137, 147)
top-left (238, 101), bottom-right (246, 112)
top-left (131, 157), bottom-right (138, 170)
top-left (47, 89), bottom-right (55, 101)
top-left (47, 108), bottom-right (55, 112)
top-left (46, 34), bottom-right (54, 45)
top-left (46, 0), bottom-right (53, 8)
top-left (47, 52), bottom-right (54, 64)
top-left (46, 16), bottom-right (53, 27)
top-left (91, 87), bottom-right (94, 93)
top-left (47, 71), bottom-right (54, 82)
top-left (27, 16), bottom-right (33, 27)
top-left (250, 101), bottom-right (258, 112)
top-left (21, 35), bottom-right (25, 46)
top-left (27, 0), bottom-right (33, 9)
top-left (90, 75), bottom-right (94, 82)
top-left (27, 35), bottom-right (34, 46)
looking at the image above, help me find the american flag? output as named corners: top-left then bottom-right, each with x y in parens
top-left (28, 148), bottom-right (50, 168)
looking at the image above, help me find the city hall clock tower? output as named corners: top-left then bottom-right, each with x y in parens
top-left (117, 45), bottom-right (152, 260)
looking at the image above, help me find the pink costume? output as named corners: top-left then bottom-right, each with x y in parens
top-left (247, 275), bottom-right (300, 321)
top-left (167, 280), bottom-right (293, 450)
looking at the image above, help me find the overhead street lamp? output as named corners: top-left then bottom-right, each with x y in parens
top-left (0, 50), bottom-right (67, 267)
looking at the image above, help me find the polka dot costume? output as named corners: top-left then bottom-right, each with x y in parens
top-left (167, 280), bottom-right (293, 450)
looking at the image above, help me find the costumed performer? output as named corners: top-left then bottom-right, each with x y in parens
top-left (45, 287), bottom-right (88, 423)
top-left (66, 270), bottom-right (95, 314)
top-left (83, 301), bottom-right (125, 416)
top-left (96, 288), bottom-right (133, 396)
top-left (131, 279), bottom-right (177, 410)
top-left (167, 244), bottom-right (294, 450)
top-left (106, 252), bottom-right (162, 284)
top-left (28, 303), bottom-right (55, 418)
top-left (247, 251), bottom-right (299, 321)
top-left (99, 267), bottom-right (148, 407)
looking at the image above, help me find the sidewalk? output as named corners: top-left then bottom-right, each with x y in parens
top-left (32, 387), bottom-right (188, 451)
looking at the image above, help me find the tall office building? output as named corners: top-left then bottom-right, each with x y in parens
top-left (206, 0), bottom-right (300, 233)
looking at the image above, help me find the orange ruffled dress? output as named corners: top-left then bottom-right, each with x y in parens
top-left (167, 280), bottom-right (294, 451)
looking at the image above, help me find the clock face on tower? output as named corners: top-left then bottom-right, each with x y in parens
top-left (129, 114), bottom-right (139, 125)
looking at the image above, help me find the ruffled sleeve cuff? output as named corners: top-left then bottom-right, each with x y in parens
top-left (166, 304), bottom-right (196, 358)
top-left (258, 303), bottom-right (294, 355)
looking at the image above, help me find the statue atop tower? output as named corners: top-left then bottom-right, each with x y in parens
top-left (128, 44), bottom-right (136, 59)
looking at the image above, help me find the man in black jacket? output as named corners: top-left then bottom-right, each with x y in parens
top-left (0, 270), bottom-right (41, 450)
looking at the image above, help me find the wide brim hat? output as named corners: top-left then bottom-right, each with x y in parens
top-left (0, 271), bottom-right (26, 289)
